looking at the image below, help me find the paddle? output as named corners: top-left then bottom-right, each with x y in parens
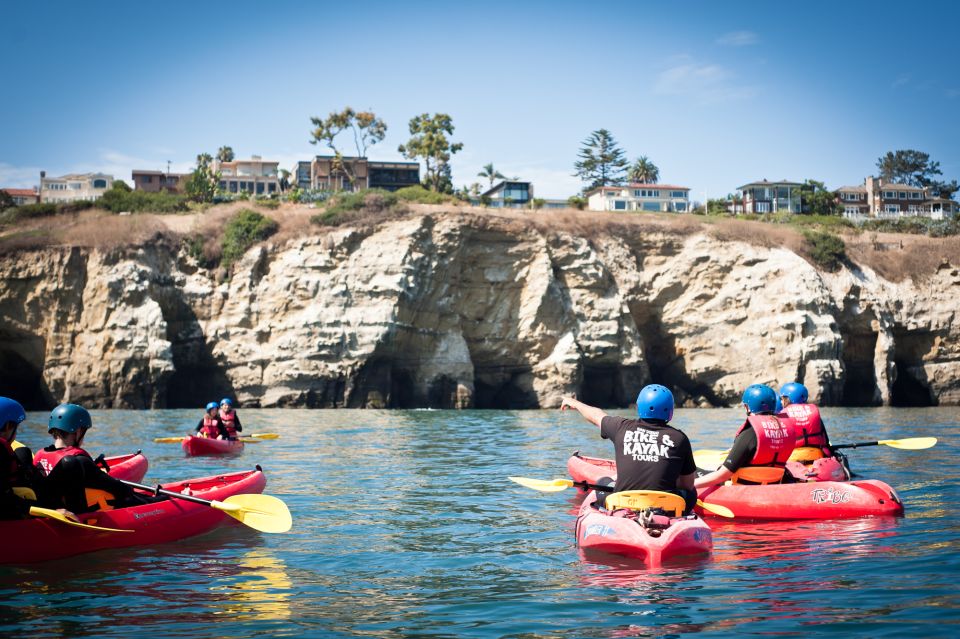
top-left (830, 437), bottom-right (937, 451)
top-left (28, 506), bottom-right (134, 533)
top-left (508, 476), bottom-right (735, 518)
top-left (153, 434), bottom-right (278, 443)
top-left (117, 479), bottom-right (292, 533)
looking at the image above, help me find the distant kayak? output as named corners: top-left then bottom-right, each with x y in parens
top-left (576, 490), bottom-right (712, 565)
top-left (0, 469), bottom-right (266, 564)
top-left (101, 451), bottom-right (148, 482)
top-left (182, 435), bottom-right (244, 456)
top-left (568, 452), bottom-right (903, 520)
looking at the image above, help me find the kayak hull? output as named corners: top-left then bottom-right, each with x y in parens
top-left (568, 452), bottom-right (903, 520)
top-left (0, 469), bottom-right (266, 564)
top-left (182, 435), bottom-right (244, 456)
top-left (576, 491), bottom-right (712, 566)
top-left (102, 452), bottom-right (149, 483)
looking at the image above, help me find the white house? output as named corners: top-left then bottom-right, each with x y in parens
top-left (39, 172), bottom-right (114, 203)
top-left (586, 183), bottom-right (690, 212)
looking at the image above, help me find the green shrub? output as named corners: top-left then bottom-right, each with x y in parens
top-left (98, 183), bottom-right (189, 213)
top-left (860, 216), bottom-right (960, 237)
top-left (804, 230), bottom-right (846, 272)
top-left (255, 198), bottom-right (281, 210)
top-left (221, 209), bottom-right (278, 267)
top-left (567, 196), bottom-right (586, 210)
top-left (394, 185), bottom-right (450, 205)
top-left (312, 189), bottom-right (404, 226)
top-left (9, 202), bottom-right (57, 218)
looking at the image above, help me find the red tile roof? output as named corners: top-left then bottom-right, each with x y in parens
top-left (1, 188), bottom-right (37, 197)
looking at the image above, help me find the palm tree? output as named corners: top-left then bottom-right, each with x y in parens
top-left (627, 156), bottom-right (660, 184)
top-left (217, 146), bottom-right (235, 163)
top-left (477, 163), bottom-right (506, 188)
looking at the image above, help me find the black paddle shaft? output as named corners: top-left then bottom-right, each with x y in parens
top-left (830, 441), bottom-right (881, 450)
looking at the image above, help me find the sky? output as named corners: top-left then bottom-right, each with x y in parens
top-left (2, 0), bottom-right (959, 200)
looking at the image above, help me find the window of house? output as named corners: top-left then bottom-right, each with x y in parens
top-left (885, 204), bottom-right (900, 213)
top-left (642, 202), bottom-right (660, 212)
top-left (143, 175), bottom-right (153, 183)
top-left (674, 202), bottom-right (686, 212)
top-left (93, 179), bottom-right (107, 188)
top-left (268, 183), bottom-right (276, 193)
top-left (613, 200), bottom-right (626, 210)
top-left (257, 182), bottom-right (265, 194)
top-left (883, 191), bottom-right (896, 199)
top-left (670, 191), bottom-right (686, 198)
top-left (756, 202), bottom-right (771, 213)
top-left (912, 192), bottom-right (921, 199)
top-left (898, 192), bottom-right (906, 199)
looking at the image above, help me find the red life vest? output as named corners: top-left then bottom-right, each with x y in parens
top-left (199, 414), bottom-right (221, 438)
top-left (784, 403), bottom-right (829, 450)
top-left (34, 446), bottom-right (91, 477)
top-left (219, 409), bottom-right (238, 438)
top-left (736, 414), bottom-right (796, 467)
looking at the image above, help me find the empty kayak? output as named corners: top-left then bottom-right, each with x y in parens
top-left (101, 451), bottom-right (149, 482)
top-left (568, 452), bottom-right (903, 520)
top-left (0, 468), bottom-right (266, 564)
top-left (182, 435), bottom-right (244, 456)
top-left (576, 490), bottom-right (712, 566)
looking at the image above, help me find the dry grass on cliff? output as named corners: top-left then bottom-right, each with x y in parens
top-left (844, 232), bottom-right (960, 282)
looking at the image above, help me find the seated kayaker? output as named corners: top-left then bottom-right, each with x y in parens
top-left (695, 384), bottom-right (797, 489)
top-left (561, 385), bottom-right (698, 515)
top-left (0, 397), bottom-right (49, 520)
top-left (218, 398), bottom-right (242, 440)
top-left (195, 402), bottom-right (229, 439)
top-left (35, 403), bottom-right (161, 514)
top-left (779, 382), bottom-right (850, 480)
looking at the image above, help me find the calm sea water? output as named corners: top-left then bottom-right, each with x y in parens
top-left (0, 407), bottom-right (956, 638)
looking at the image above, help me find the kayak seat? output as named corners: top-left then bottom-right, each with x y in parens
top-left (789, 446), bottom-right (825, 463)
top-left (730, 466), bottom-right (785, 485)
top-left (605, 490), bottom-right (685, 517)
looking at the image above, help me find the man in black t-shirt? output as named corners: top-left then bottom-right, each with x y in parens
top-left (561, 384), bottom-right (697, 514)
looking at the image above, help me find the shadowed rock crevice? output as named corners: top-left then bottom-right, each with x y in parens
top-left (838, 308), bottom-right (881, 406)
top-left (0, 337), bottom-right (52, 410)
top-left (890, 330), bottom-right (936, 406)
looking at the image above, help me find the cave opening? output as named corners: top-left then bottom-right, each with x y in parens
top-left (889, 331), bottom-right (936, 407)
top-left (0, 340), bottom-right (53, 410)
top-left (474, 369), bottom-right (538, 409)
top-left (840, 330), bottom-right (881, 406)
top-left (580, 366), bottom-right (629, 408)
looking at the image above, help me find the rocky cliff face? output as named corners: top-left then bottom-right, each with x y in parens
top-left (1, 212), bottom-right (957, 409)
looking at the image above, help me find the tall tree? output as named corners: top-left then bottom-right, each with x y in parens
top-left (477, 163), bottom-right (506, 188)
top-left (798, 179), bottom-right (839, 216)
top-left (876, 149), bottom-right (941, 187)
top-left (309, 107), bottom-right (388, 186)
top-left (185, 153), bottom-right (219, 203)
top-left (217, 146), bottom-right (235, 163)
top-left (573, 129), bottom-right (628, 191)
top-left (398, 113), bottom-right (463, 192)
top-left (627, 156), bottom-right (660, 184)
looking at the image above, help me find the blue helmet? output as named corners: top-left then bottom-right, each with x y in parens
top-left (206, 402), bottom-right (219, 411)
top-left (48, 403), bottom-right (92, 434)
top-left (775, 395), bottom-right (783, 413)
top-left (741, 384), bottom-right (777, 414)
top-left (0, 397), bottom-right (26, 427)
top-left (636, 384), bottom-right (674, 422)
top-left (779, 382), bottom-right (809, 405)
top-left (220, 398), bottom-right (233, 407)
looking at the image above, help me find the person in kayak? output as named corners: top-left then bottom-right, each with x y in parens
top-left (695, 384), bottom-right (797, 489)
top-left (561, 385), bottom-right (698, 515)
top-left (35, 403), bottom-right (161, 514)
top-left (218, 398), bottom-right (242, 440)
top-left (195, 401), bottom-right (230, 439)
top-left (0, 397), bottom-right (46, 519)
top-left (779, 382), bottom-right (850, 480)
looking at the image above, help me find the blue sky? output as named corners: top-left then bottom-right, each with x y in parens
top-left (2, 0), bottom-right (958, 200)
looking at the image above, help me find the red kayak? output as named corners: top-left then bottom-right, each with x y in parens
top-left (576, 490), bottom-right (712, 566)
top-left (0, 469), bottom-right (266, 564)
top-left (102, 451), bottom-right (149, 482)
top-left (568, 452), bottom-right (903, 520)
top-left (181, 435), bottom-right (244, 456)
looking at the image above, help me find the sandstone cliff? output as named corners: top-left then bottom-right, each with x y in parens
top-left (1, 210), bottom-right (957, 409)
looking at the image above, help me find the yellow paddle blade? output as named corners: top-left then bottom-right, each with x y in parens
top-left (878, 437), bottom-right (937, 450)
top-left (508, 476), bottom-right (575, 492)
top-left (694, 449), bottom-right (729, 469)
top-left (248, 433), bottom-right (280, 440)
top-left (13, 486), bottom-right (37, 500)
top-left (211, 494), bottom-right (292, 533)
top-left (154, 436), bottom-right (186, 443)
top-left (29, 507), bottom-right (134, 533)
top-left (237, 438), bottom-right (263, 444)
top-left (12, 439), bottom-right (26, 450)
top-left (697, 500), bottom-right (734, 518)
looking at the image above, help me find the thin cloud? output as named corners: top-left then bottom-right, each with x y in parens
top-left (891, 74), bottom-right (911, 88)
top-left (947, 88), bottom-right (960, 99)
top-left (716, 31), bottom-right (758, 46)
top-left (654, 58), bottom-right (758, 103)
top-left (0, 162), bottom-right (44, 189)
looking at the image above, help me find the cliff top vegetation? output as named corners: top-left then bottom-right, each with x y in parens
top-left (1, 197), bottom-right (957, 283)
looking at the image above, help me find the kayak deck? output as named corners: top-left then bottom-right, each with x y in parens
top-left (182, 435), bottom-right (245, 456)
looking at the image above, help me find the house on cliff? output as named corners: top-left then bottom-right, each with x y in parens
top-left (0, 187), bottom-right (39, 206)
top-left (730, 179), bottom-right (803, 214)
top-left (838, 176), bottom-right (960, 221)
top-left (293, 155), bottom-right (420, 192)
top-left (39, 172), bottom-right (114, 203)
top-left (586, 183), bottom-right (691, 212)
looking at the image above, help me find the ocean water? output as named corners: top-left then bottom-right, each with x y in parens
top-left (0, 407), bottom-right (956, 638)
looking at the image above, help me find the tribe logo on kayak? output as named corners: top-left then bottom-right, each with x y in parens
top-left (623, 429), bottom-right (675, 462)
top-left (811, 487), bottom-right (851, 504)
